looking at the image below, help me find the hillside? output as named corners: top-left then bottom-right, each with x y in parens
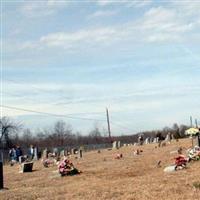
top-left (1, 138), bottom-right (200, 200)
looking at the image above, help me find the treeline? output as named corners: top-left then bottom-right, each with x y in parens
top-left (0, 116), bottom-right (190, 149)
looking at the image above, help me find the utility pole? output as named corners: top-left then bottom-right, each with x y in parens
top-left (106, 108), bottom-right (111, 143)
top-left (190, 116), bottom-right (193, 127)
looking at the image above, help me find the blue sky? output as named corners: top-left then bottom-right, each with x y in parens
top-left (2, 0), bottom-right (200, 135)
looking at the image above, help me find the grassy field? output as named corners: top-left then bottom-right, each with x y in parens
top-left (1, 138), bottom-right (200, 200)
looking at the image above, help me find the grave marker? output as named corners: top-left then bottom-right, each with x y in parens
top-left (79, 149), bottom-right (83, 158)
top-left (118, 141), bottom-right (121, 148)
top-left (112, 141), bottom-right (117, 149)
top-left (20, 162), bottom-right (34, 173)
top-left (33, 147), bottom-right (38, 160)
top-left (60, 150), bottom-right (65, 157)
top-left (145, 137), bottom-right (150, 144)
top-left (42, 149), bottom-right (47, 159)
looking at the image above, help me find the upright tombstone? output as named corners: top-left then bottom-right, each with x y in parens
top-left (145, 137), bottom-right (150, 144)
top-left (165, 133), bottom-right (171, 144)
top-left (79, 149), bottom-right (83, 158)
top-left (112, 141), bottom-right (117, 149)
top-left (42, 149), bottom-right (48, 159)
top-left (33, 147), bottom-right (38, 160)
top-left (117, 141), bottom-right (121, 148)
top-left (153, 138), bottom-right (157, 143)
top-left (53, 148), bottom-right (58, 156)
top-left (0, 153), bottom-right (3, 189)
top-left (60, 150), bottom-right (65, 158)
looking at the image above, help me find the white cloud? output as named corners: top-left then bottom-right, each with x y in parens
top-left (96, 0), bottom-right (152, 7)
top-left (20, 0), bottom-right (69, 17)
top-left (96, 0), bottom-right (117, 6)
top-left (88, 10), bottom-right (118, 19)
top-left (35, 6), bottom-right (198, 48)
top-left (39, 27), bottom-right (118, 49)
top-left (126, 0), bottom-right (152, 8)
top-left (9, 2), bottom-right (200, 53)
top-left (137, 6), bottom-right (195, 42)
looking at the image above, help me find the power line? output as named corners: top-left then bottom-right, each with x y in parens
top-left (110, 121), bottom-right (136, 134)
top-left (0, 105), bottom-right (106, 122)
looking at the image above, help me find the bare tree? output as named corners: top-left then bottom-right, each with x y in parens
top-left (0, 117), bottom-right (21, 148)
top-left (53, 120), bottom-right (73, 146)
top-left (89, 125), bottom-right (102, 144)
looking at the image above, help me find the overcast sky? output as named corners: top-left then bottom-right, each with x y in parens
top-left (2, 0), bottom-right (200, 135)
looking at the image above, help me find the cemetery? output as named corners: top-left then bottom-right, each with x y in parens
top-left (2, 1), bottom-right (200, 199)
top-left (0, 136), bottom-right (200, 200)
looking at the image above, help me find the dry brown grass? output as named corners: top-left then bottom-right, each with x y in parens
top-left (1, 138), bottom-right (200, 200)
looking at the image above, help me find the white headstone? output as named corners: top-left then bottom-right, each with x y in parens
top-left (165, 133), bottom-right (171, 144)
top-left (33, 147), bottom-right (38, 160)
top-left (42, 149), bottom-right (47, 159)
top-left (60, 150), bottom-right (65, 157)
top-left (153, 138), bottom-right (157, 143)
top-left (145, 137), bottom-right (150, 144)
top-left (117, 141), bottom-right (121, 148)
top-left (163, 165), bottom-right (176, 172)
top-left (112, 141), bottom-right (117, 149)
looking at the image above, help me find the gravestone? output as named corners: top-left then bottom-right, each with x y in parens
top-left (33, 147), bottom-right (38, 160)
top-left (165, 133), bottom-right (171, 143)
top-left (117, 141), bottom-right (121, 148)
top-left (145, 137), bottom-right (150, 144)
top-left (153, 138), bottom-right (157, 143)
top-left (42, 149), bottom-right (48, 159)
top-left (53, 148), bottom-right (58, 156)
top-left (60, 150), bottom-right (65, 157)
top-left (112, 141), bottom-right (117, 149)
top-left (79, 149), bottom-right (83, 158)
top-left (20, 162), bottom-right (34, 173)
top-left (164, 165), bottom-right (176, 172)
